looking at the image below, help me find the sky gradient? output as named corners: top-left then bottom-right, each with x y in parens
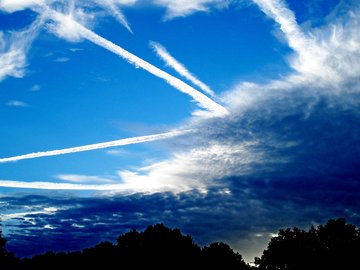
top-left (1, 0), bottom-right (360, 263)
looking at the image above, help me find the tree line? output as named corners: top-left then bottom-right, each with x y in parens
top-left (1, 218), bottom-right (359, 269)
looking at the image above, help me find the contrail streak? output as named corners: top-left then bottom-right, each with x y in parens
top-left (0, 180), bottom-right (128, 190)
top-left (150, 41), bottom-right (215, 97)
top-left (49, 11), bottom-right (228, 117)
top-left (0, 130), bottom-right (191, 163)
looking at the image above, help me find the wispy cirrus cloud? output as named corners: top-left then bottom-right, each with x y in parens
top-left (0, 19), bottom-right (42, 82)
top-left (253, 0), bottom-right (360, 86)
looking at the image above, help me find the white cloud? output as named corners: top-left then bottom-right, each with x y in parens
top-left (0, 16), bottom-right (43, 82)
top-left (113, 141), bottom-right (263, 193)
top-left (252, 0), bottom-right (360, 87)
top-left (7, 100), bottom-right (29, 107)
top-left (0, 48), bottom-right (26, 80)
top-left (0, 0), bottom-right (44, 13)
top-left (47, 9), bottom-right (91, 42)
top-left (152, 0), bottom-right (231, 19)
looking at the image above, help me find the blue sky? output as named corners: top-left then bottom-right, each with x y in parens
top-left (1, 0), bottom-right (360, 263)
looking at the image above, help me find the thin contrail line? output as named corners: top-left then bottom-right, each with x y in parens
top-left (150, 41), bottom-right (215, 97)
top-left (0, 130), bottom-right (191, 163)
top-left (0, 180), bottom-right (128, 190)
top-left (49, 11), bottom-right (228, 117)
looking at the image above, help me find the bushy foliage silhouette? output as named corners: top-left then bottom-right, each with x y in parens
top-left (255, 218), bottom-right (360, 270)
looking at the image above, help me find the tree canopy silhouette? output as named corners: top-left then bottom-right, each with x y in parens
top-left (255, 218), bottom-right (360, 270)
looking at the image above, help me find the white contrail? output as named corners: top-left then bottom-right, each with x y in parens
top-left (0, 180), bottom-right (127, 190)
top-left (0, 129), bottom-right (191, 163)
top-left (150, 41), bottom-right (215, 97)
top-left (49, 11), bottom-right (228, 117)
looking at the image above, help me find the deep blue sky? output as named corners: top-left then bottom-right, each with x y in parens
top-left (0, 0), bottom-right (359, 263)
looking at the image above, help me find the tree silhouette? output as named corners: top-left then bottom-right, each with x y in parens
top-left (116, 223), bottom-right (202, 268)
top-left (255, 218), bottom-right (360, 270)
top-left (202, 242), bottom-right (250, 269)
